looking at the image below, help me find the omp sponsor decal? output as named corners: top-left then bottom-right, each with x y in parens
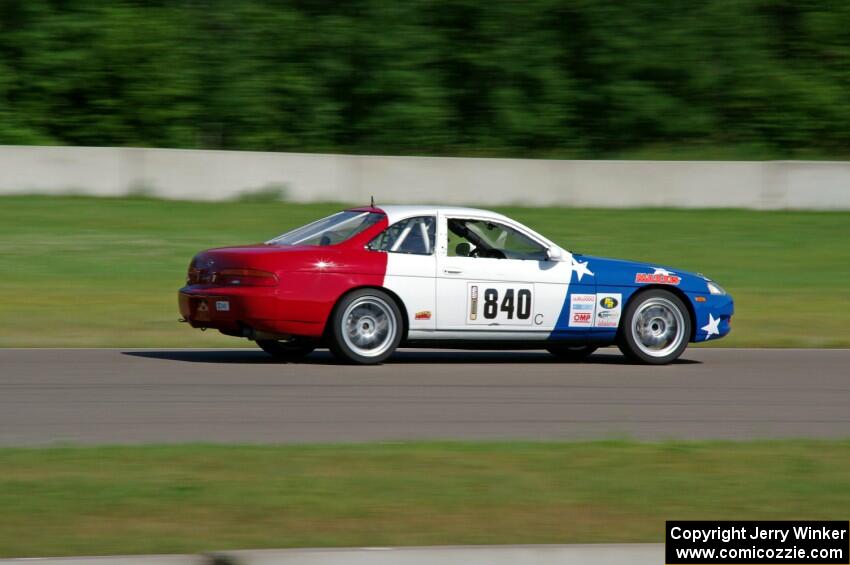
top-left (568, 294), bottom-right (596, 327)
top-left (572, 312), bottom-right (592, 324)
top-left (595, 293), bottom-right (622, 328)
top-left (635, 267), bottom-right (681, 285)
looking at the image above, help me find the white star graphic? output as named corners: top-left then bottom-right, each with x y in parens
top-left (701, 313), bottom-right (721, 340)
top-left (571, 258), bottom-right (594, 282)
top-left (653, 267), bottom-right (674, 276)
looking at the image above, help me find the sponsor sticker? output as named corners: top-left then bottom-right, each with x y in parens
top-left (568, 294), bottom-right (596, 327)
top-left (215, 300), bottom-right (230, 312)
top-left (595, 293), bottom-right (622, 328)
top-left (635, 272), bottom-right (681, 285)
top-left (415, 310), bottom-right (432, 320)
top-left (470, 285), bottom-right (478, 321)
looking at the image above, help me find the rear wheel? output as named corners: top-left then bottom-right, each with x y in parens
top-left (618, 289), bottom-right (691, 365)
top-left (256, 338), bottom-right (316, 361)
top-left (328, 289), bottom-right (402, 365)
top-left (546, 345), bottom-right (597, 361)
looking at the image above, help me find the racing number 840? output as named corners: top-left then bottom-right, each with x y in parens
top-left (482, 288), bottom-right (531, 320)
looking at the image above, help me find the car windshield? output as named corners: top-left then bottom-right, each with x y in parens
top-left (266, 211), bottom-right (383, 246)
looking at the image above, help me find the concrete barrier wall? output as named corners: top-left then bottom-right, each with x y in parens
top-left (1, 145), bottom-right (848, 209)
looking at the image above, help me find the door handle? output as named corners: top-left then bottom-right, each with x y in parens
top-left (443, 268), bottom-right (463, 274)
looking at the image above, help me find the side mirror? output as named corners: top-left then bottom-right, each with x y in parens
top-left (547, 247), bottom-right (566, 262)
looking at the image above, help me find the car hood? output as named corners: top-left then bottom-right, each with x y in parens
top-left (575, 253), bottom-right (712, 293)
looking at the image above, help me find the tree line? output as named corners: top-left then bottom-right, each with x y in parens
top-left (1, 0), bottom-right (848, 159)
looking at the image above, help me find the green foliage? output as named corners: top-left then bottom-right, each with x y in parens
top-left (0, 1), bottom-right (849, 158)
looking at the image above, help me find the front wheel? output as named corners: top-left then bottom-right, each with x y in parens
top-left (256, 338), bottom-right (316, 361)
top-left (328, 289), bottom-right (402, 365)
top-left (618, 289), bottom-right (691, 365)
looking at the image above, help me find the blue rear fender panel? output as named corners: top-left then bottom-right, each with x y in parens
top-left (549, 254), bottom-right (734, 344)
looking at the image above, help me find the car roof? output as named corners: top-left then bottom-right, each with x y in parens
top-left (346, 204), bottom-right (558, 248)
top-left (352, 204), bottom-right (511, 222)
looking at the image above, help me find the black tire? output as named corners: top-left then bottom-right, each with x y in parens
top-left (617, 289), bottom-right (691, 365)
top-left (256, 338), bottom-right (316, 361)
top-left (546, 345), bottom-right (598, 361)
top-left (328, 288), bottom-right (403, 365)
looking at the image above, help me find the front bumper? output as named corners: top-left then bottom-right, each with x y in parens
top-left (690, 293), bottom-right (735, 343)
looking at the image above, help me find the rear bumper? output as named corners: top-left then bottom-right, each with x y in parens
top-left (178, 286), bottom-right (324, 338)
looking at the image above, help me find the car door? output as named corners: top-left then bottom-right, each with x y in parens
top-left (435, 214), bottom-right (593, 339)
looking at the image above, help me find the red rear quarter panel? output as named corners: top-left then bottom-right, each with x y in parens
top-left (180, 211), bottom-right (389, 338)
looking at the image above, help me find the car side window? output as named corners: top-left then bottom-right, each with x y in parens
top-left (447, 218), bottom-right (548, 260)
top-left (368, 216), bottom-right (436, 255)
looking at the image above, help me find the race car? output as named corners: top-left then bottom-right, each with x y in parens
top-left (179, 205), bottom-right (733, 365)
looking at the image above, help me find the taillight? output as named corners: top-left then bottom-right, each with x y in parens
top-left (211, 269), bottom-right (278, 287)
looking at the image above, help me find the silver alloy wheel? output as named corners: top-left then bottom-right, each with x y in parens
top-left (631, 297), bottom-right (685, 358)
top-left (341, 296), bottom-right (397, 358)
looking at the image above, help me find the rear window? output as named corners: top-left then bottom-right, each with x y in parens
top-left (266, 211), bottom-right (384, 247)
top-left (368, 216), bottom-right (436, 255)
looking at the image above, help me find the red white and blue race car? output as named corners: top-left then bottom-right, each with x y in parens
top-left (179, 206), bottom-right (733, 365)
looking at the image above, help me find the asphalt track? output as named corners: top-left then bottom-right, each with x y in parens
top-left (1, 348), bottom-right (849, 446)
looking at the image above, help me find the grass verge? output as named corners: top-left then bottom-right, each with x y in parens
top-left (1, 195), bottom-right (848, 347)
top-left (1, 440), bottom-right (849, 557)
